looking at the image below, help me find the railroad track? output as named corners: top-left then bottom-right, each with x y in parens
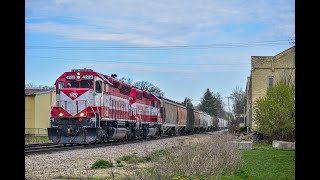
top-left (25, 130), bottom-right (226, 156)
top-left (25, 135), bottom-right (176, 156)
top-left (25, 143), bottom-right (83, 155)
top-left (25, 143), bottom-right (58, 148)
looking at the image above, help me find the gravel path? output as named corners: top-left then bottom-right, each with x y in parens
top-left (25, 131), bottom-right (226, 179)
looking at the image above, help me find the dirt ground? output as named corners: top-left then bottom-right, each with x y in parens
top-left (25, 131), bottom-right (226, 179)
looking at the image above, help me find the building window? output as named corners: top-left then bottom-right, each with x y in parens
top-left (268, 76), bottom-right (274, 88)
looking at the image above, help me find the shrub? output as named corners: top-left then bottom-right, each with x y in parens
top-left (239, 126), bottom-right (247, 133)
top-left (91, 159), bottom-right (113, 169)
top-left (253, 81), bottom-right (295, 141)
top-left (228, 120), bottom-right (240, 135)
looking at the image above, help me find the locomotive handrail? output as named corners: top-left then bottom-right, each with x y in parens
top-left (86, 100), bottom-right (97, 127)
top-left (95, 98), bottom-right (101, 125)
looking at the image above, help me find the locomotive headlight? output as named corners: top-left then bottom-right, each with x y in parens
top-left (59, 113), bottom-right (63, 117)
top-left (77, 75), bottom-right (81, 79)
top-left (77, 72), bottom-right (80, 75)
top-left (80, 112), bottom-right (84, 117)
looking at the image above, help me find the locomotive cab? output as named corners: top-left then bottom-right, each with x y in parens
top-left (48, 69), bottom-right (109, 144)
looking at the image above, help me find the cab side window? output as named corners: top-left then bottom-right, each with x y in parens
top-left (58, 81), bottom-right (64, 89)
top-left (153, 100), bottom-right (157, 107)
top-left (95, 80), bottom-right (102, 93)
top-left (57, 81), bottom-right (64, 93)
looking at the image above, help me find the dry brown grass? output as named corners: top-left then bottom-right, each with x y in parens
top-left (126, 133), bottom-right (242, 179)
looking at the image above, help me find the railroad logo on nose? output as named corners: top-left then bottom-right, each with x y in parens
top-left (69, 91), bottom-right (78, 98)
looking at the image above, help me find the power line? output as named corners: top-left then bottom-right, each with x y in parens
top-left (26, 39), bottom-right (294, 50)
top-left (28, 56), bottom-right (250, 66)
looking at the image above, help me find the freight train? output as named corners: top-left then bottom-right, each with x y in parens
top-left (48, 69), bottom-right (228, 145)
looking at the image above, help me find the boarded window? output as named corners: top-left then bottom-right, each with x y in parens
top-left (268, 76), bottom-right (274, 88)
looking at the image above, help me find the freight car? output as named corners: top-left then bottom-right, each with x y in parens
top-left (48, 69), bottom-right (225, 145)
top-left (158, 97), bottom-right (187, 135)
top-left (216, 118), bottom-right (229, 130)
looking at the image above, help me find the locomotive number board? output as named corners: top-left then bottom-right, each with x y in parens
top-left (66, 75), bottom-right (75, 79)
top-left (82, 74), bottom-right (94, 79)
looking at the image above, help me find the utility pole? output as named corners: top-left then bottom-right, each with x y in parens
top-left (225, 97), bottom-right (232, 121)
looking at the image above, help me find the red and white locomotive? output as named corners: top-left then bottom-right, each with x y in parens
top-left (48, 69), bottom-right (162, 145)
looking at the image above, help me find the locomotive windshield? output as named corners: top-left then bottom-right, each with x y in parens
top-left (80, 80), bottom-right (93, 88)
top-left (66, 80), bottom-right (93, 89)
top-left (67, 81), bottom-right (79, 88)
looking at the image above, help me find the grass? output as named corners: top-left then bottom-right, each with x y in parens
top-left (220, 143), bottom-right (295, 180)
top-left (116, 155), bottom-right (144, 164)
top-left (116, 149), bottom-right (171, 165)
top-left (126, 134), bottom-right (242, 180)
top-left (116, 163), bottom-right (124, 167)
top-left (91, 159), bottom-right (113, 169)
top-left (25, 136), bottom-right (51, 144)
top-left (143, 149), bottom-right (171, 162)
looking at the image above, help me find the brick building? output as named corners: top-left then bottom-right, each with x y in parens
top-left (245, 46), bottom-right (295, 131)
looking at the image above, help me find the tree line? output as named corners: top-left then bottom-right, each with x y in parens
top-left (182, 87), bottom-right (245, 119)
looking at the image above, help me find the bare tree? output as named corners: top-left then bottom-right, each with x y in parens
top-left (25, 83), bottom-right (55, 90)
top-left (119, 77), bottom-right (133, 85)
top-left (25, 83), bottom-right (36, 88)
top-left (214, 93), bottom-right (226, 118)
top-left (133, 81), bottom-right (165, 97)
top-left (230, 86), bottom-right (246, 115)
